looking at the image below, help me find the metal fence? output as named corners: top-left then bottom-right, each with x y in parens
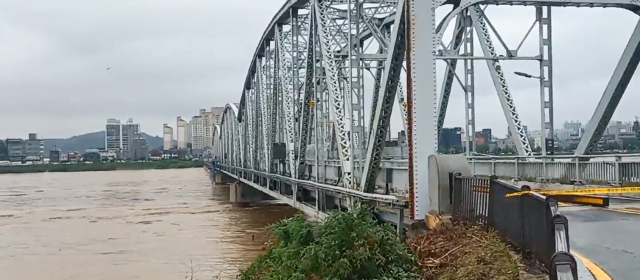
top-left (451, 174), bottom-right (578, 280)
top-left (468, 155), bottom-right (640, 183)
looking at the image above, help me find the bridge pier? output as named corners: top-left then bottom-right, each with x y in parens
top-left (229, 181), bottom-right (272, 203)
top-left (214, 171), bottom-right (235, 185)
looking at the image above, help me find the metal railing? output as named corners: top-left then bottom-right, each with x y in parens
top-left (214, 163), bottom-right (408, 206)
top-left (468, 154), bottom-right (640, 183)
top-left (451, 174), bottom-right (578, 280)
top-left (309, 153), bottom-right (640, 184)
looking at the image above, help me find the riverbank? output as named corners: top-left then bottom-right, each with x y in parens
top-left (238, 208), bottom-right (535, 280)
top-left (0, 160), bottom-right (204, 174)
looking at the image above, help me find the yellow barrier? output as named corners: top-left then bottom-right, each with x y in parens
top-left (505, 186), bottom-right (640, 198)
top-left (472, 185), bottom-right (489, 193)
top-left (552, 195), bottom-right (610, 207)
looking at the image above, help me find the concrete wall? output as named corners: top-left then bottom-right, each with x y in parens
top-left (427, 154), bottom-right (471, 215)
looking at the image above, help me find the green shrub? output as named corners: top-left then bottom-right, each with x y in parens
top-left (239, 208), bottom-right (419, 280)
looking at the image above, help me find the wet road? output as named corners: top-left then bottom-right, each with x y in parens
top-left (563, 204), bottom-right (640, 280)
top-left (0, 168), bottom-right (298, 280)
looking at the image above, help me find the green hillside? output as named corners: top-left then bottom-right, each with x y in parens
top-left (44, 131), bottom-right (163, 153)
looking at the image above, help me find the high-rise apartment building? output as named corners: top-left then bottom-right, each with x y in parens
top-left (190, 107), bottom-right (224, 150)
top-left (439, 127), bottom-right (462, 151)
top-left (191, 116), bottom-right (205, 150)
top-left (105, 118), bottom-right (141, 158)
top-left (176, 116), bottom-right (187, 149)
top-left (163, 124), bottom-right (174, 150)
top-left (106, 118), bottom-right (122, 152)
top-left (122, 119), bottom-right (140, 154)
top-left (185, 121), bottom-right (193, 147)
top-left (563, 121), bottom-right (582, 135)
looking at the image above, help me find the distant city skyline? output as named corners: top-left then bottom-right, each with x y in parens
top-left (4, 115), bottom-right (639, 142)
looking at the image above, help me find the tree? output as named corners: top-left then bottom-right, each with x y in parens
top-left (602, 141), bottom-right (621, 151)
top-left (533, 146), bottom-right (542, 154)
top-left (502, 146), bottom-right (516, 155)
top-left (623, 138), bottom-right (640, 151)
top-left (477, 144), bottom-right (490, 154)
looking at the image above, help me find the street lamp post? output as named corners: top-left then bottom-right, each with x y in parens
top-left (513, 71), bottom-right (554, 157)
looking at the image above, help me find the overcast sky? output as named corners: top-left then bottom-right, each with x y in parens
top-left (0, 1), bottom-right (639, 139)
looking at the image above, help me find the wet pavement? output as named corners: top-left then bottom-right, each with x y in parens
top-left (563, 203), bottom-right (640, 280)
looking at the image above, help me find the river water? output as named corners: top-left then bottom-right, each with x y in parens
top-left (0, 168), bottom-right (298, 280)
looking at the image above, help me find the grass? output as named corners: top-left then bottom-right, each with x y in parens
top-left (0, 160), bottom-right (204, 174)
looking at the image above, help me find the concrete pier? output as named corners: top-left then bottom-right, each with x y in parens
top-left (210, 170), bottom-right (272, 204)
top-left (213, 171), bottom-right (235, 185)
top-left (229, 181), bottom-right (272, 203)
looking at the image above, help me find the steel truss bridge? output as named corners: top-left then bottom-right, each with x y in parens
top-left (213, 0), bottom-right (640, 221)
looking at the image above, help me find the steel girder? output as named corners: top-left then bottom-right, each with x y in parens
top-left (407, 0), bottom-right (439, 221)
top-left (296, 6), bottom-right (317, 179)
top-left (470, 6), bottom-right (533, 156)
top-left (276, 26), bottom-right (298, 178)
top-left (315, 0), bottom-right (355, 188)
top-left (575, 20), bottom-right (640, 155)
top-left (258, 58), bottom-right (271, 172)
top-left (436, 14), bottom-right (466, 152)
top-left (360, 0), bottom-right (406, 193)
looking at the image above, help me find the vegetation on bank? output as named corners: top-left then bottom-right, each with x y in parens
top-left (238, 208), bottom-right (522, 280)
top-left (0, 160), bottom-right (204, 174)
top-left (239, 208), bottom-right (419, 280)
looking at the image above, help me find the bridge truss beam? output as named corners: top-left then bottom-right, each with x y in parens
top-left (214, 0), bottom-right (640, 221)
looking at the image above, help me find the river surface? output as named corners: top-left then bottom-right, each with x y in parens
top-left (0, 168), bottom-right (298, 280)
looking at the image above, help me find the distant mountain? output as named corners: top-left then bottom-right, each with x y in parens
top-left (44, 131), bottom-right (163, 153)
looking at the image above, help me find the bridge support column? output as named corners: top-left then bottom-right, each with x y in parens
top-left (407, 0), bottom-right (438, 220)
top-left (214, 172), bottom-right (235, 185)
top-left (229, 181), bottom-right (272, 203)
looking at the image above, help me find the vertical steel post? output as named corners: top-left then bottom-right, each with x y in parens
top-left (538, 6), bottom-right (554, 157)
top-left (407, 0), bottom-right (437, 220)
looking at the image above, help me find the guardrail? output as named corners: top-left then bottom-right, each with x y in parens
top-left (451, 174), bottom-right (578, 280)
top-left (468, 155), bottom-right (640, 183)
top-left (307, 154), bottom-right (640, 184)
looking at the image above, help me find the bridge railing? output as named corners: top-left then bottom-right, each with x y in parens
top-left (468, 154), bottom-right (640, 183)
top-left (451, 174), bottom-right (578, 280)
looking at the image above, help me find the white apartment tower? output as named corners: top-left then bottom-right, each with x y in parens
top-left (191, 115), bottom-right (205, 150)
top-left (190, 107), bottom-right (224, 150)
top-left (106, 118), bottom-right (122, 152)
top-left (176, 116), bottom-right (187, 149)
top-left (105, 118), bottom-right (140, 155)
top-left (185, 121), bottom-right (193, 147)
top-left (163, 124), bottom-right (174, 150)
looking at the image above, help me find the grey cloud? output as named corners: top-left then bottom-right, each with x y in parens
top-left (0, 0), bottom-right (283, 139)
top-left (1, 1), bottom-right (640, 140)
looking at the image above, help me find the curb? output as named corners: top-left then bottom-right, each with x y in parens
top-left (572, 251), bottom-right (612, 280)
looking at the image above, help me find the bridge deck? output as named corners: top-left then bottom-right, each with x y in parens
top-left (562, 199), bottom-right (640, 280)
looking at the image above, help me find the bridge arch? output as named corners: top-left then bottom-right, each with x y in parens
top-left (215, 0), bottom-right (640, 221)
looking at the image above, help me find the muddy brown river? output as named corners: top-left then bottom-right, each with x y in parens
top-left (0, 168), bottom-right (298, 280)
